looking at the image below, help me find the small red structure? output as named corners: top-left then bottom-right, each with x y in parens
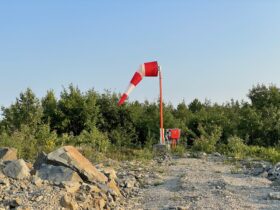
top-left (166, 129), bottom-right (181, 149)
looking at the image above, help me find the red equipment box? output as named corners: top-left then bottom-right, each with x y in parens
top-left (167, 129), bottom-right (181, 139)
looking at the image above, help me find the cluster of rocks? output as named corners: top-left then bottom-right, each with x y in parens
top-left (0, 146), bottom-right (126, 210)
top-left (233, 159), bottom-right (280, 201)
top-left (115, 157), bottom-right (171, 209)
top-left (241, 159), bottom-right (280, 181)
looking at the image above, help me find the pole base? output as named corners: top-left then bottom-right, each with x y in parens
top-left (153, 144), bottom-right (169, 156)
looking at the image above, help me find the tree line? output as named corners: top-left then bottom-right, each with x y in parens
top-left (0, 84), bottom-right (280, 160)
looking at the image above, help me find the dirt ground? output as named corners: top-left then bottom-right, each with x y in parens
top-left (127, 155), bottom-right (280, 210)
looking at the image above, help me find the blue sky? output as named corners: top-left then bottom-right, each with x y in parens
top-left (1, 1), bottom-right (280, 108)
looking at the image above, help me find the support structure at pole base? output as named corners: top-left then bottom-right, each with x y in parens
top-left (153, 144), bottom-right (169, 156)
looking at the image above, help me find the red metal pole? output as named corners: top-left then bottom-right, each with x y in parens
top-left (159, 69), bottom-right (164, 144)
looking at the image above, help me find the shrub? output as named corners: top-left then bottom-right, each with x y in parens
top-left (192, 125), bottom-right (222, 153)
top-left (75, 127), bottom-right (110, 152)
top-left (222, 136), bottom-right (248, 159)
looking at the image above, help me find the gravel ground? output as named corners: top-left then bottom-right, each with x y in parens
top-left (128, 155), bottom-right (280, 210)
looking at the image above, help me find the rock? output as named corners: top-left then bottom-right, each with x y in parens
top-left (213, 152), bottom-right (222, 157)
top-left (90, 185), bottom-right (101, 193)
top-left (36, 164), bottom-right (82, 184)
top-left (31, 176), bottom-right (43, 187)
top-left (8, 198), bottom-right (22, 208)
top-left (268, 162), bottom-right (280, 181)
top-left (3, 159), bottom-right (30, 180)
top-left (60, 194), bottom-right (78, 210)
top-left (0, 178), bottom-right (9, 187)
top-left (81, 183), bottom-right (101, 193)
top-left (75, 192), bottom-right (88, 202)
top-left (15, 207), bottom-right (31, 210)
top-left (253, 167), bottom-right (265, 176)
top-left (61, 181), bottom-right (81, 193)
top-left (249, 162), bottom-right (271, 176)
top-left (107, 179), bottom-right (122, 196)
top-left (177, 207), bottom-right (188, 210)
top-left (103, 167), bottom-right (117, 180)
top-left (33, 152), bottom-right (47, 170)
top-left (35, 195), bottom-right (43, 202)
top-left (268, 192), bottom-right (280, 200)
top-left (94, 198), bottom-right (106, 210)
top-left (153, 144), bottom-right (169, 156)
top-left (124, 179), bottom-right (135, 188)
top-left (0, 147), bottom-right (17, 161)
top-left (47, 146), bottom-right (108, 183)
top-left (193, 152), bottom-right (207, 159)
top-left (259, 171), bottom-right (269, 178)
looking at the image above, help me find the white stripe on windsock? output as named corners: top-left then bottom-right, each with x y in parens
top-left (137, 65), bottom-right (145, 77)
top-left (125, 83), bottom-right (136, 96)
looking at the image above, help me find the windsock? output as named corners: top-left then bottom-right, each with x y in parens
top-left (118, 61), bottom-right (159, 106)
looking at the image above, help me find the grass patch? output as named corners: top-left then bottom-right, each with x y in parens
top-left (218, 136), bottom-right (280, 164)
top-left (171, 144), bottom-right (186, 157)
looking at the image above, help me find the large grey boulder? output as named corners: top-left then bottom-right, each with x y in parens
top-left (0, 148), bottom-right (17, 161)
top-left (36, 164), bottom-right (82, 183)
top-left (46, 146), bottom-right (108, 183)
top-left (3, 159), bottom-right (30, 179)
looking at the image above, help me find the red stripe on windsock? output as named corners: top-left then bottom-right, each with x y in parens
top-left (144, 61), bottom-right (159, 77)
top-left (118, 94), bottom-right (128, 106)
top-left (130, 72), bottom-right (143, 86)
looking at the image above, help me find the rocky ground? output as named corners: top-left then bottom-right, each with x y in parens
top-left (120, 153), bottom-right (280, 210)
top-left (1, 147), bottom-right (280, 210)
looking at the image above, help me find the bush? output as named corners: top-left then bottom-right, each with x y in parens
top-left (0, 126), bottom-right (38, 161)
top-left (246, 146), bottom-right (280, 164)
top-left (220, 136), bottom-right (248, 159)
top-left (218, 136), bottom-right (280, 163)
top-left (75, 127), bottom-right (110, 152)
top-left (192, 125), bottom-right (222, 153)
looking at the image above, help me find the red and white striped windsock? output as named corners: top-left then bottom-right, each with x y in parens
top-left (118, 61), bottom-right (159, 106)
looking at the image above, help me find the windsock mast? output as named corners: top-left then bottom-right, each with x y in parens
top-left (118, 61), bottom-right (165, 145)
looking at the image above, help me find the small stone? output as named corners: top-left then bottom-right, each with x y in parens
top-left (213, 152), bottom-right (222, 157)
top-left (20, 182), bottom-right (27, 190)
top-left (0, 148), bottom-right (17, 161)
top-left (125, 180), bottom-right (135, 188)
top-left (268, 192), bottom-right (280, 200)
top-left (103, 167), bottom-right (117, 180)
top-left (0, 179), bottom-right (9, 186)
top-left (60, 194), bottom-right (78, 210)
top-left (8, 198), bottom-right (23, 208)
top-left (35, 195), bottom-right (43, 202)
top-left (15, 207), bottom-right (31, 210)
top-left (61, 181), bottom-right (81, 194)
top-left (90, 185), bottom-right (101, 193)
top-left (177, 207), bottom-right (188, 210)
top-left (95, 198), bottom-right (106, 209)
top-left (75, 192), bottom-right (87, 202)
top-left (259, 171), bottom-right (268, 178)
top-left (31, 176), bottom-right (43, 187)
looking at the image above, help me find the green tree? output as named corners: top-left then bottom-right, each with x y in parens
top-left (1, 88), bottom-right (42, 134)
top-left (56, 85), bottom-right (99, 135)
top-left (42, 90), bottom-right (58, 131)
top-left (248, 84), bottom-right (280, 110)
top-left (189, 98), bottom-right (203, 113)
